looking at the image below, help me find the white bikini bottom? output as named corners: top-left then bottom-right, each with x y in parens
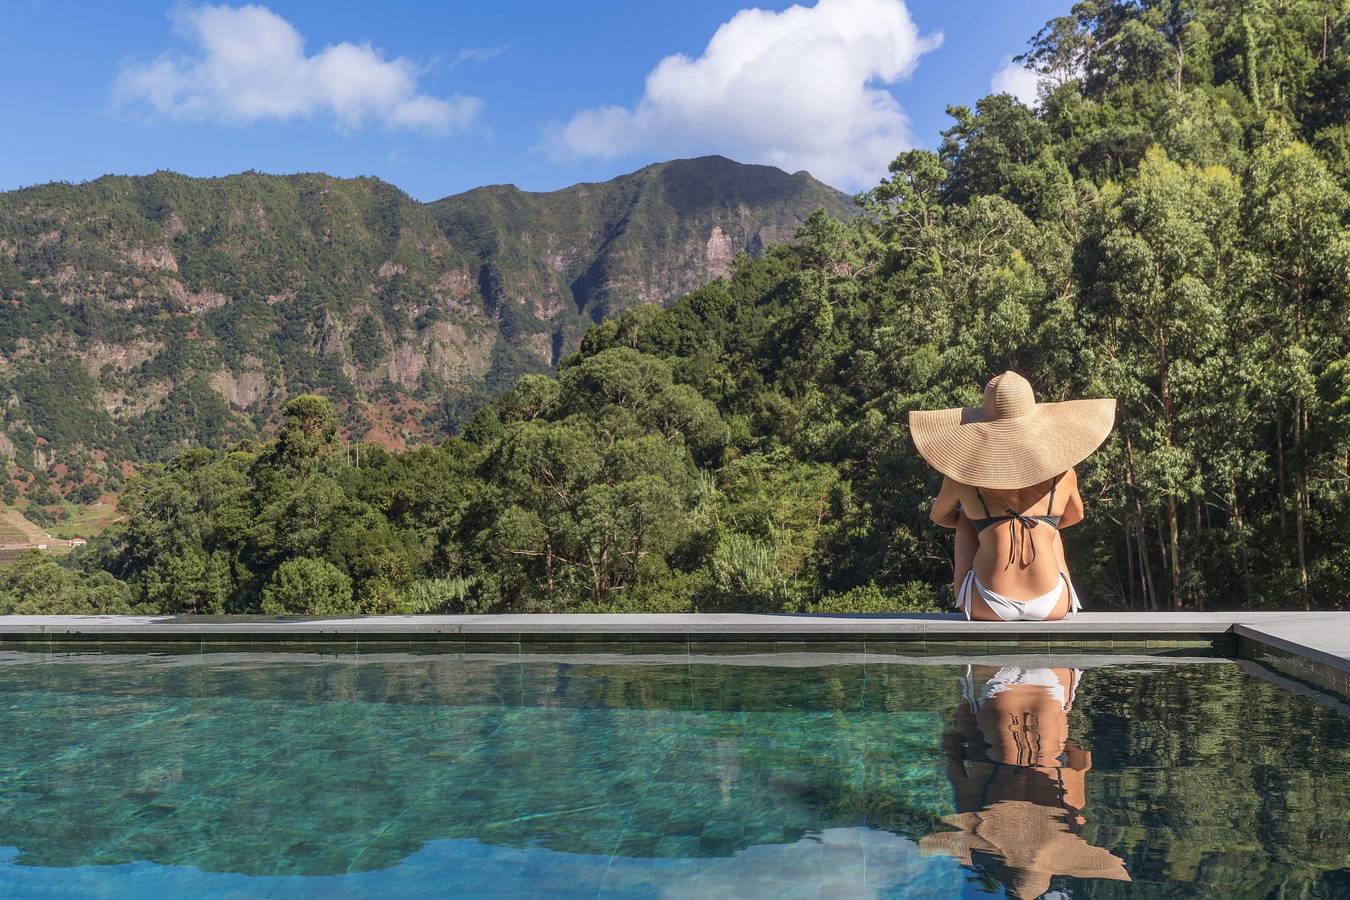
top-left (957, 570), bottom-right (1082, 622)
top-left (960, 665), bottom-right (1083, 712)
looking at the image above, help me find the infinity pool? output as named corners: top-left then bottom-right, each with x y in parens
top-left (0, 649), bottom-right (1345, 898)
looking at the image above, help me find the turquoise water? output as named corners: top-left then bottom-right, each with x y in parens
top-left (0, 649), bottom-right (1345, 898)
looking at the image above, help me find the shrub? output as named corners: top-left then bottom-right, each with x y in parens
top-left (0, 552), bottom-right (134, 615)
top-left (403, 575), bottom-right (476, 613)
top-left (260, 557), bottom-right (356, 616)
top-left (805, 581), bottom-right (943, 615)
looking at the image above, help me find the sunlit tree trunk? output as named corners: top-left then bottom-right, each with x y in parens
top-left (1166, 495), bottom-right (1182, 610)
top-left (1124, 516), bottom-right (1136, 610)
top-left (1158, 328), bottom-right (1183, 609)
top-left (1276, 406), bottom-right (1287, 532)
top-left (1229, 480), bottom-right (1252, 610)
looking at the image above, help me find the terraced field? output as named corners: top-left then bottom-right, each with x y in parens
top-left (0, 507), bottom-right (70, 563)
top-left (0, 524), bottom-right (30, 544)
top-left (47, 502), bottom-right (121, 540)
top-left (0, 508), bottom-right (49, 542)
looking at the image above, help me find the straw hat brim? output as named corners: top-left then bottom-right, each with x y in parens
top-left (919, 800), bottom-right (1131, 898)
top-left (908, 398), bottom-right (1116, 489)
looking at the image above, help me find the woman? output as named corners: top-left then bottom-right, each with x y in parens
top-left (920, 664), bottom-right (1131, 898)
top-left (909, 371), bottom-right (1115, 621)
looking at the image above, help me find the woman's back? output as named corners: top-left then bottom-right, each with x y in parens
top-left (929, 467), bottom-right (1084, 612)
top-left (963, 475), bottom-right (1075, 598)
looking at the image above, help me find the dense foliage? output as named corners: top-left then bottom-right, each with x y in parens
top-left (11, 0), bottom-right (1350, 613)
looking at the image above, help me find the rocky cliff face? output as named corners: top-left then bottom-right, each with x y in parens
top-left (0, 157), bottom-right (853, 493)
top-left (430, 156), bottom-right (854, 364)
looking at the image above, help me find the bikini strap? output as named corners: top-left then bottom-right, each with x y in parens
top-left (956, 570), bottom-right (975, 620)
top-left (1046, 473), bottom-right (1061, 515)
top-left (961, 664), bottom-right (978, 711)
top-left (974, 485), bottom-right (1041, 565)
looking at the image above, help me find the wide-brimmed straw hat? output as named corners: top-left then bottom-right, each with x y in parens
top-left (908, 372), bottom-right (1116, 489)
top-left (920, 800), bottom-right (1131, 899)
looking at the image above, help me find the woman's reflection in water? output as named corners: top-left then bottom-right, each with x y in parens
top-left (920, 666), bottom-right (1131, 899)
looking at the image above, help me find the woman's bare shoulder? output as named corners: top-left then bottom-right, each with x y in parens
top-left (945, 478), bottom-right (975, 496)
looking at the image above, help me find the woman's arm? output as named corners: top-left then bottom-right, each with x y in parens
top-left (1058, 468), bottom-right (1085, 528)
top-left (930, 476), bottom-right (962, 528)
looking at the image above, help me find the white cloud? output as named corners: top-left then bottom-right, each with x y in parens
top-left (451, 45), bottom-right (511, 68)
top-left (546, 0), bottom-right (941, 190)
top-left (990, 56), bottom-right (1045, 107)
top-left (115, 4), bottom-right (480, 134)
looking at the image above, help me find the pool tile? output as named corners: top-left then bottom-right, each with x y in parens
top-left (946, 640), bottom-right (989, 655)
top-left (691, 641), bottom-right (753, 655)
top-left (198, 641), bottom-right (256, 653)
top-left (569, 641), bottom-right (611, 654)
top-left (1015, 639), bottom-right (1052, 654)
top-left (1077, 639), bottom-right (1115, 652)
top-left (354, 638), bottom-right (410, 652)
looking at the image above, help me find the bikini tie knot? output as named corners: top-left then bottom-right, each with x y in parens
top-left (1005, 510), bottom-right (1039, 566)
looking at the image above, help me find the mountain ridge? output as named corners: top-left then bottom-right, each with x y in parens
top-left (428, 155), bottom-right (852, 327)
top-left (0, 155), bottom-right (855, 503)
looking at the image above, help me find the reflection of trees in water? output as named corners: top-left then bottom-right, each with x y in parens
top-left (1066, 665), bottom-right (1350, 896)
top-left (0, 655), bottom-right (1343, 894)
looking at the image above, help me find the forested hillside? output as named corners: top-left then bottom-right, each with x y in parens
top-left (4, 0), bottom-right (1349, 615)
top-left (0, 157), bottom-right (850, 507)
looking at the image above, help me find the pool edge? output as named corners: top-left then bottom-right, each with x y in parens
top-left (0, 611), bottom-right (1346, 699)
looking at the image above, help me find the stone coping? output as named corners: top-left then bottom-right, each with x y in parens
top-left (0, 610), bottom-right (1330, 636)
top-left (0, 648), bottom-right (1228, 668)
top-left (0, 611), bottom-right (1345, 698)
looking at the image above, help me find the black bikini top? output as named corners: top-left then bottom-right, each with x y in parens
top-left (966, 475), bottom-right (1062, 564)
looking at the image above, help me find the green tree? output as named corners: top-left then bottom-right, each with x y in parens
top-left (269, 394), bottom-right (340, 472)
top-left (260, 557), bottom-right (355, 615)
top-left (1244, 124), bottom-right (1350, 602)
top-left (1085, 147), bottom-right (1241, 608)
top-left (0, 552), bottom-right (133, 615)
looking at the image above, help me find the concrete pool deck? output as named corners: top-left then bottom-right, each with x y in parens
top-left (0, 610), bottom-right (1346, 698)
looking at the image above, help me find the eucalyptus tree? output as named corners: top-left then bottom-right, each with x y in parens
top-left (1083, 147), bottom-right (1242, 608)
top-left (1244, 123), bottom-right (1350, 602)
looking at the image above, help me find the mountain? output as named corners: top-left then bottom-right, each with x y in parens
top-left (430, 155), bottom-right (854, 341)
top-left (0, 157), bottom-right (854, 496)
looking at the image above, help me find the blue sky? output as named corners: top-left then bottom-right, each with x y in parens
top-left (0, 0), bottom-right (1065, 200)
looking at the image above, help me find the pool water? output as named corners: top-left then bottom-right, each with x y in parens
top-left (0, 649), bottom-right (1345, 898)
